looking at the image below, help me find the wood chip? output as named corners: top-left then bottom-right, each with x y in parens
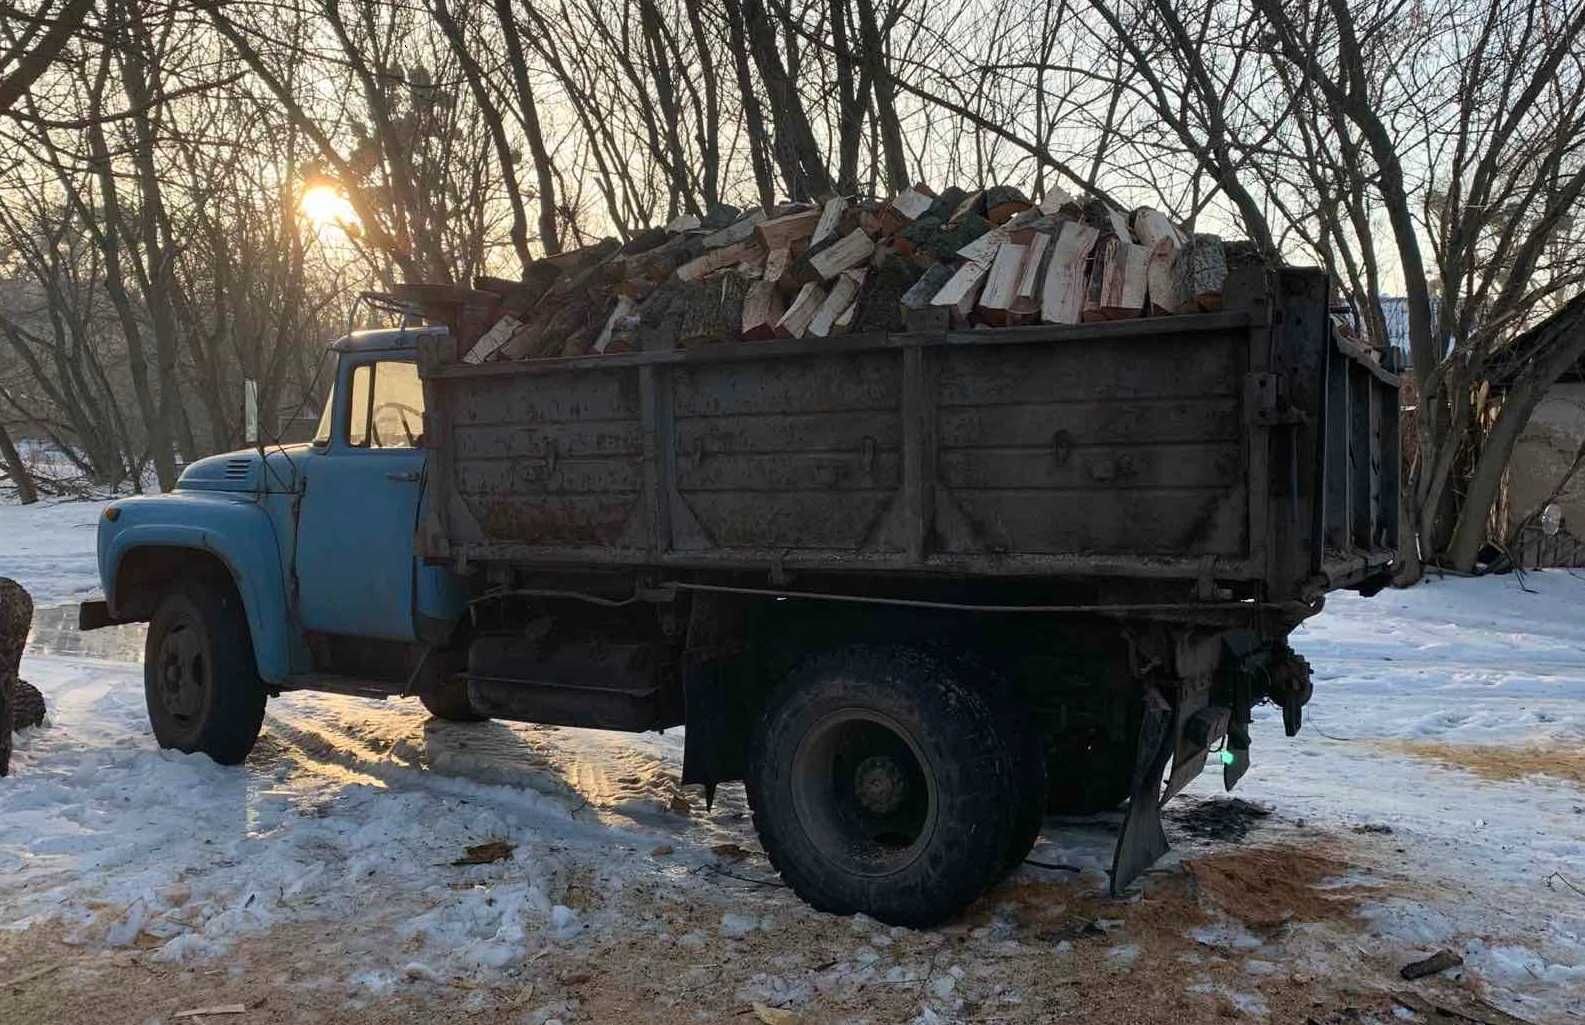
top-left (173, 1005), bottom-right (246, 1019)
top-left (752, 1002), bottom-right (800, 1025)
top-left (452, 839), bottom-right (515, 865)
top-left (1, 964), bottom-right (60, 990)
top-left (1399, 948), bottom-right (1464, 980)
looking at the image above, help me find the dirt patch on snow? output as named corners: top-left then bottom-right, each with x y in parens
top-left (0, 842), bottom-right (1403, 1025)
top-left (1382, 740), bottom-right (1585, 788)
top-left (1182, 844), bottom-right (1369, 928)
top-left (1166, 795), bottom-right (1274, 842)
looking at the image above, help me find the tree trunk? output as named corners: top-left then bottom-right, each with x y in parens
top-left (0, 423), bottom-right (37, 504)
top-left (492, 0), bottom-right (561, 254)
top-left (432, 0), bottom-right (534, 273)
top-left (1444, 295), bottom-right (1585, 570)
top-left (853, 0), bottom-right (908, 192)
top-left (720, 0), bottom-right (777, 211)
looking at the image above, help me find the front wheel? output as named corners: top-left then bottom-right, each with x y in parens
top-left (420, 678), bottom-right (487, 722)
top-left (144, 578), bottom-right (266, 765)
top-left (746, 646), bottom-right (1017, 928)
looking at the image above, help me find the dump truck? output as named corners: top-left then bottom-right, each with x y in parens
top-left (80, 263), bottom-right (1399, 926)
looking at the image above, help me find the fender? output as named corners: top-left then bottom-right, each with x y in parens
top-left (98, 492), bottom-right (305, 684)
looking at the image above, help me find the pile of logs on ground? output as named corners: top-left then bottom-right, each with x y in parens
top-left (389, 185), bottom-right (1237, 363)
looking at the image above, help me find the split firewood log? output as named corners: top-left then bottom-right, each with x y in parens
top-left (1174, 234), bottom-right (1228, 312)
top-left (808, 269), bottom-right (866, 337)
top-left (975, 242), bottom-right (1028, 326)
top-left (701, 210), bottom-right (767, 250)
top-left (1132, 208), bottom-right (1187, 315)
top-left (1040, 221), bottom-right (1100, 325)
top-left (899, 263), bottom-right (954, 332)
top-left (776, 282), bottom-right (827, 338)
top-left (1082, 235), bottom-right (1149, 321)
top-left (755, 209), bottom-right (822, 251)
top-left (799, 228), bottom-right (875, 282)
top-left (740, 280), bottom-right (786, 341)
top-left (676, 239), bottom-right (763, 282)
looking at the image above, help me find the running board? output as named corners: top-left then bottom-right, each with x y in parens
top-left (276, 672), bottom-right (405, 700)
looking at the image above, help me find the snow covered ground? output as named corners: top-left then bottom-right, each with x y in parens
top-left (2, 512), bottom-right (1583, 1022)
top-left (0, 497), bottom-right (113, 607)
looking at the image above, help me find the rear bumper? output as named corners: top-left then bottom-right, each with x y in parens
top-left (78, 600), bottom-right (116, 631)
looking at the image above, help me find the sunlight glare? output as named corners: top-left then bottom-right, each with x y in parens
top-left (300, 184), bottom-right (359, 231)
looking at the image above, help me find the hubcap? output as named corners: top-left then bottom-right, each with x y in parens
top-left (791, 710), bottom-right (937, 878)
top-left (853, 755), bottom-right (908, 816)
top-left (157, 621), bottom-right (207, 722)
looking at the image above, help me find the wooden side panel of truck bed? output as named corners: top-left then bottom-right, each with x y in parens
top-left (417, 267), bottom-right (1399, 604)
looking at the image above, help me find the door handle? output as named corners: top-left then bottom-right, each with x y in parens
top-left (386, 470), bottom-right (420, 482)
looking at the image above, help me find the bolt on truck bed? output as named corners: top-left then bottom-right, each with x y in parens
top-left (414, 265), bottom-right (1397, 607)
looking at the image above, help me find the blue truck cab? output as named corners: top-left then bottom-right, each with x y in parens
top-left (80, 327), bottom-right (472, 762)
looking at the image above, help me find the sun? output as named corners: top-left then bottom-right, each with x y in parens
top-left (300, 183), bottom-right (359, 230)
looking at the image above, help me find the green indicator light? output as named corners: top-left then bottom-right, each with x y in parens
top-left (1220, 750), bottom-right (1236, 766)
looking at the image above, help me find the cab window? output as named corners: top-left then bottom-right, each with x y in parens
top-left (346, 360), bottom-right (424, 449)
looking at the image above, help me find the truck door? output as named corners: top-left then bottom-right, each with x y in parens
top-left (296, 355), bottom-right (428, 642)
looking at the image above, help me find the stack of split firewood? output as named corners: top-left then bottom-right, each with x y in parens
top-left (390, 184), bottom-right (1233, 363)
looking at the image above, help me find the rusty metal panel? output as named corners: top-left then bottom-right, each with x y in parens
top-left (670, 351), bottom-right (905, 553)
top-left (447, 365), bottom-right (648, 551)
top-left (931, 331), bottom-right (1248, 557)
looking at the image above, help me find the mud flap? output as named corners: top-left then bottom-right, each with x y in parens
top-left (1108, 686), bottom-right (1175, 896)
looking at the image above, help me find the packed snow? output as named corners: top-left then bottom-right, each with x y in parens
top-left (2, 510), bottom-right (1583, 1022)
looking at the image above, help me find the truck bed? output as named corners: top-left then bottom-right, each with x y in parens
top-left (416, 266), bottom-right (1398, 606)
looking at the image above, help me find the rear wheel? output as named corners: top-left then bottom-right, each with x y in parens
top-left (747, 646), bottom-right (1017, 927)
top-left (420, 678), bottom-right (487, 722)
top-left (144, 578), bottom-right (266, 765)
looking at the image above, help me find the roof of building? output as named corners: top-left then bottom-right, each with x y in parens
top-left (1376, 295), bottom-right (1443, 359)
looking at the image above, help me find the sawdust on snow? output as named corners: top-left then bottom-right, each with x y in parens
top-left (1380, 740), bottom-right (1585, 788)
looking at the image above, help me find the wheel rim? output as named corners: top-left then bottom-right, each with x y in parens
top-left (790, 708), bottom-right (938, 878)
top-left (156, 616), bottom-right (209, 725)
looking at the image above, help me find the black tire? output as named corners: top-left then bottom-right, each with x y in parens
top-left (420, 678), bottom-right (487, 722)
top-left (144, 577), bottom-right (266, 765)
top-left (986, 681), bottom-right (1047, 879)
top-left (12, 679), bottom-right (45, 730)
top-left (746, 645), bottom-right (1017, 928)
